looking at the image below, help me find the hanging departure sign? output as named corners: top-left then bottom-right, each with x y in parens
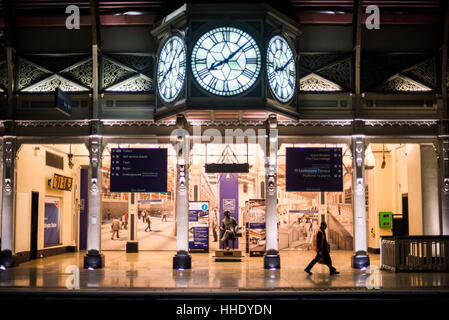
top-left (110, 148), bottom-right (167, 193)
top-left (286, 147), bottom-right (343, 192)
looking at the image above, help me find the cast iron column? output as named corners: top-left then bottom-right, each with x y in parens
top-left (172, 115), bottom-right (191, 269)
top-left (0, 137), bottom-right (16, 268)
top-left (439, 139), bottom-right (449, 235)
top-left (83, 136), bottom-right (105, 268)
top-left (264, 115), bottom-right (280, 269)
top-left (126, 193), bottom-right (138, 252)
top-left (352, 136), bottom-right (370, 268)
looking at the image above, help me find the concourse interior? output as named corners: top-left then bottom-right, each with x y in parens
top-left (0, 141), bottom-right (447, 292)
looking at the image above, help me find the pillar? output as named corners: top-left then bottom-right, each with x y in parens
top-left (264, 115), bottom-right (280, 269)
top-left (420, 144), bottom-right (440, 235)
top-left (352, 137), bottom-right (370, 268)
top-left (0, 137), bottom-right (16, 268)
top-left (83, 136), bottom-right (105, 269)
top-left (439, 139), bottom-right (449, 235)
top-left (172, 115), bottom-right (191, 269)
top-left (126, 193), bottom-right (138, 252)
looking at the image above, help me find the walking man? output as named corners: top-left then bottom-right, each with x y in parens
top-left (111, 217), bottom-right (121, 240)
top-left (304, 222), bottom-right (339, 275)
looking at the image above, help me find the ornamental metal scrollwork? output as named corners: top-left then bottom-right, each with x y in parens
top-left (4, 178), bottom-right (12, 195)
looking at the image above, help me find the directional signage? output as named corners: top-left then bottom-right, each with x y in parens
top-left (55, 88), bottom-right (72, 116)
top-left (110, 148), bottom-right (167, 193)
top-left (286, 147), bottom-right (343, 192)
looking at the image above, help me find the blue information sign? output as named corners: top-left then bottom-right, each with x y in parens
top-left (55, 88), bottom-right (72, 116)
top-left (188, 202), bottom-right (209, 252)
top-left (286, 147), bottom-right (343, 192)
top-left (110, 148), bottom-right (167, 193)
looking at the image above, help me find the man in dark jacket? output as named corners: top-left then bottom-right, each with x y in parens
top-left (304, 222), bottom-right (339, 275)
top-left (220, 211), bottom-right (237, 250)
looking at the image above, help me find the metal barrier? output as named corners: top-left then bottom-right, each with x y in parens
top-left (381, 236), bottom-right (449, 272)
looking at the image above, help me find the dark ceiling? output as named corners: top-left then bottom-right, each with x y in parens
top-left (0, 0), bottom-right (445, 26)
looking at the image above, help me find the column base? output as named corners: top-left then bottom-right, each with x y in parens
top-left (83, 250), bottom-right (105, 269)
top-left (352, 251), bottom-right (370, 269)
top-left (126, 242), bottom-right (138, 253)
top-left (264, 250), bottom-right (281, 269)
top-left (173, 250), bottom-right (191, 269)
top-left (0, 250), bottom-right (15, 268)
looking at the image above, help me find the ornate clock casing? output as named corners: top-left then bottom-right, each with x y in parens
top-left (151, 3), bottom-right (301, 120)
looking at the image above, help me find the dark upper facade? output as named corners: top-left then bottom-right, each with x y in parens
top-left (0, 0), bottom-right (446, 139)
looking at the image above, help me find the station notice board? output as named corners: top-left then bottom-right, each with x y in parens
top-left (188, 201), bottom-right (209, 253)
top-left (110, 148), bottom-right (167, 193)
top-left (286, 147), bottom-right (343, 192)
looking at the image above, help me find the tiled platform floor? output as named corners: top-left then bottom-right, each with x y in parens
top-left (1, 250), bottom-right (448, 292)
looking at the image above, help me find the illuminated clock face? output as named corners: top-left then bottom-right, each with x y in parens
top-left (191, 27), bottom-right (261, 96)
top-left (157, 36), bottom-right (187, 103)
top-left (267, 35), bottom-right (296, 103)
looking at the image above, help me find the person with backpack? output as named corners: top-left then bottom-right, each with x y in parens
top-left (304, 222), bottom-right (339, 275)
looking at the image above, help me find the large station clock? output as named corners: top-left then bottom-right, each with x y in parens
top-left (191, 27), bottom-right (261, 96)
top-left (157, 35), bottom-right (187, 103)
top-left (266, 35), bottom-right (296, 103)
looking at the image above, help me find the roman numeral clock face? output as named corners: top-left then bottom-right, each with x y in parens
top-left (267, 35), bottom-right (296, 103)
top-left (191, 27), bottom-right (261, 96)
top-left (157, 36), bottom-right (187, 103)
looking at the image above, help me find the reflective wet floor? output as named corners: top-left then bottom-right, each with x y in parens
top-left (1, 250), bottom-right (448, 292)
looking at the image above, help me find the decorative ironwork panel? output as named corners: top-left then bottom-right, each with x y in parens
top-left (24, 54), bottom-right (89, 73)
top-left (15, 57), bottom-right (52, 91)
top-left (60, 58), bottom-right (93, 89)
top-left (21, 74), bottom-right (90, 92)
top-left (0, 60), bottom-right (7, 91)
top-left (376, 75), bottom-right (431, 92)
top-left (102, 56), bottom-right (137, 89)
top-left (109, 54), bottom-right (154, 76)
top-left (402, 57), bottom-right (436, 90)
top-left (316, 57), bottom-right (353, 90)
top-left (299, 54), bottom-right (344, 73)
top-left (299, 74), bottom-right (341, 92)
top-left (105, 74), bottom-right (153, 92)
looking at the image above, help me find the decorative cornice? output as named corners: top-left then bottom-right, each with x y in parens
top-left (279, 120), bottom-right (352, 127)
top-left (101, 119), bottom-right (175, 127)
top-left (364, 119), bottom-right (438, 127)
top-left (15, 120), bottom-right (90, 128)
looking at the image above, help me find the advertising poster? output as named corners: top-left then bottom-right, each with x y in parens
top-left (247, 199), bottom-right (266, 257)
top-left (188, 202), bottom-right (209, 252)
top-left (110, 148), bottom-right (167, 193)
top-left (286, 147), bottom-right (343, 192)
top-left (219, 173), bottom-right (239, 249)
top-left (44, 198), bottom-right (60, 247)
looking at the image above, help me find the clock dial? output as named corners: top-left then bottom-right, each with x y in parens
top-left (157, 36), bottom-right (187, 103)
top-left (267, 35), bottom-right (296, 103)
top-left (191, 27), bottom-right (261, 96)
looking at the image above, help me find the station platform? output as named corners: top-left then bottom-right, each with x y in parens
top-left (1, 250), bottom-right (448, 292)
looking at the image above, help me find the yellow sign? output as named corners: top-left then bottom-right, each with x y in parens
top-left (51, 174), bottom-right (73, 191)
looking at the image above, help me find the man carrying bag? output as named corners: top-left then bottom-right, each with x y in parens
top-left (304, 222), bottom-right (339, 275)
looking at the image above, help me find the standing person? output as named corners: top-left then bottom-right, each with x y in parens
top-left (142, 209), bottom-right (147, 223)
top-left (304, 222), bottom-right (339, 275)
top-left (106, 208), bottom-right (112, 221)
top-left (162, 211), bottom-right (168, 222)
top-left (122, 212), bottom-right (128, 230)
top-left (145, 214), bottom-right (152, 232)
top-left (111, 217), bottom-right (121, 240)
top-left (211, 217), bottom-right (218, 242)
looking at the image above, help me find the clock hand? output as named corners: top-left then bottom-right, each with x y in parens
top-left (209, 41), bottom-right (250, 70)
top-left (161, 51), bottom-right (179, 83)
top-left (275, 57), bottom-right (293, 72)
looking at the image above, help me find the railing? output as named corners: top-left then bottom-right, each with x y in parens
top-left (381, 236), bottom-right (449, 272)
